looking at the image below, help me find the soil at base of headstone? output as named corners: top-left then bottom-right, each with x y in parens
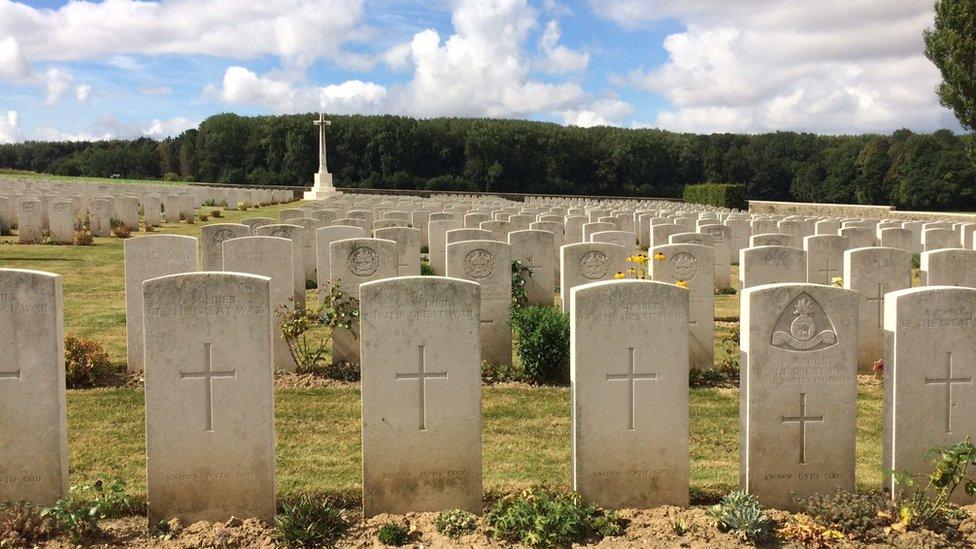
top-left (16, 505), bottom-right (976, 548)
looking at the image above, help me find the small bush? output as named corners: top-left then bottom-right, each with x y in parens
top-left (73, 228), bottom-right (94, 246)
top-left (716, 286), bottom-right (737, 295)
top-left (1, 501), bottom-right (54, 545)
top-left (892, 439), bottom-right (976, 531)
top-left (420, 261), bottom-right (435, 276)
top-left (683, 183), bottom-right (747, 210)
top-left (485, 488), bottom-right (621, 547)
top-left (708, 490), bottom-right (771, 543)
top-left (376, 522), bottom-right (411, 546)
top-left (435, 509), bottom-right (477, 539)
top-left (199, 214), bottom-right (210, 222)
top-left (511, 306), bottom-right (570, 385)
top-left (798, 490), bottom-right (894, 540)
top-left (42, 479), bottom-right (133, 543)
top-left (420, 245), bottom-right (429, 254)
top-left (912, 253), bottom-right (921, 269)
top-left (481, 360), bottom-right (522, 384)
top-left (65, 335), bottom-right (112, 388)
top-left (238, 202), bottom-right (251, 211)
top-left (211, 209), bottom-right (222, 218)
top-left (274, 496), bottom-right (350, 548)
top-left (111, 223), bottom-right (131, 239)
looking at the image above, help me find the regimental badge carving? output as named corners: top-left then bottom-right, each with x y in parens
top-left (579, 250), bottom-right (609, 280)
top-left (771, 292), bottom-right (837, 351)
top-left (464, 248), bottom-right (494, 279)
top-left (211, 228), bottom-right (236, 246)
top-left (669, 252), bottom-right (698, 281)
top-left (270, 228), bottom-right (291, 239)
top-left (349, 246), bottom-right (380, 276)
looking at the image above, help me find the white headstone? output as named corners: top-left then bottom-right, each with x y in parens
top-left (446, 240), bottom-right (512, 367)
top-left (843, 247), bottom-right (912, 373)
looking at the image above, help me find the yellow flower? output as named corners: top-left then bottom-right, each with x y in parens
top-left (675, 280), bottom-right (688, 289)
top-left (614, 272), bottom-right (626, 279)
top-left (626, 255), bottom-right (640, 262)
top-left (636, 254), bottom-right (648, 263)
top-left (831, 276), bottom-right (843, 287)
top-left (626, 268), bottom-right (637, 275)
top-left (653, 252), bottom-right (666, 261)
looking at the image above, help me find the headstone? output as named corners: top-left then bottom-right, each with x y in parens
top-left (144, 272), bottom-right (275, 524)
top-left (117, 196), bottom-right (141, 230)
top-left (48, 199), bottom-right (74, 244)
top-left (651, 224), bottom-right (681, 248)
top-left (590, 230), bottom-right (636, 248)
top-left (843, 247), bottom-right (912, 372)
top-left (839, 227), bottom-right (877, 249)
top-left (360, 277), bottom-right (482, 516)
top-left (815, 219), bottom-right (841, 236)
top-left (741, 283), bottom-right (858, 510)
top-left (315, 225), bottom-right (367, 286)
top-left (879, 227), bottom-right (913, 252)
top-left (921, 249), bottom-right (976, 287)
top-left (583, 222), bottom-right (616, 242)
top-left (163, 195), bottom-right (181, 223)
top-left (571, 280), bottom-right (689, 508)
top-left (89, 198), bottom-right (111, 236)
top-left (144, 195), bottom-right (162, 227)
top-left (751, 233), bottom-right (794, 247)
top-left (0, 269), bottom-right (68, 506)
top-left (650, 244), bottom-right (715, 371)
top-left (559, 242), bottom-right (628, 308)
top-left (18, 198), bottom-right (42, 243)
top-left (883, 286), bottom-right (976, 504)
top-left (124, 235), bottom-right (198, 372)
top-left (446, 240), bottom-right (512, 367)
top-left (375, 227), bottom-right (422, 277)
top-left (223, 236), bottom-right (297, 372)
top-left (428, 219), bottom-right (461, 275)
top-left (480, 220), bottom-right (513, 242)
top-left (200, 223), bottom-right (250, 270)
top-left (294, 218), bottom-right (327, 281)
top-left (803, 235), bottom-right (848, 285)
top-left (564, 215), bottom-right (586, 244)
top-left (739, 246), bottom-right (806, 290)
top-left (922, 228), bottom-right (960, 251)
top-left (254, 224), bottom-right (306, 311)
top-left (509, 230), bottom-right (555, 307)
top-left (700, 224), bottom-right (732, 289)
top-left (240, 217), bottom-right (276, 232)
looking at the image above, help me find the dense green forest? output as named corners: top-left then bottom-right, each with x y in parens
top-left (0, 113), bottom-right (974, 211)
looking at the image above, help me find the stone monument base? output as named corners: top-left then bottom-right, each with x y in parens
top-left (304, 172), bottom-right (342, 200)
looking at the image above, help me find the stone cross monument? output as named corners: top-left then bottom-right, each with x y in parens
top-left (304, 113), bottom-right (342, 199)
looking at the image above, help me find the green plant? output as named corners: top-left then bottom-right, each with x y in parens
top-left (274, 496), bottom-right (350, 548)
top-left (485, 488), bottom-right (621, 548)
top-left (65, 334), bottom-right (113, 388)
top-left (110, 219), bottom-right (131, 238)
top-left (669, 517), bottom-right (690, 536)
top-left (420, 261), bottom-right (434, 275)
top-left (420, 245), bottom-right (429, 254)
top-left (912, 253), bottom-right (921, 269)
top-left (435, 509), bottom-right (477, 539)
top-left (376, 521), bottom-right (411, 546)
top-left (683, 183), bottom-right (747, 210)
top-left (511, 306), bottom-right (570, 385)
top-left (512, 260), bottom-right (532, 308)
top-left (238, 201), bottom-right (251, 211)
top-left (481, 360), bottom-right (522, 384)
top-left (211, 209), bottom-right (222, 218)
top-left (42, 479), bottom-right (133, 543)
top-left (276, 282), bottom-right (359, 374)
top-left (0, 501), bottom-right (54, 545)
top-left (798, 489), bottom-right (894, 539)
top-left (892, 439), bottom-right (976, 530)
top-left (708, 490), bottom-right (771, 543)
top-left (716, 286), bottom-right (736, 295)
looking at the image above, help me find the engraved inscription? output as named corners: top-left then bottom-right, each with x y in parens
top-left (348, 246), bottom-right (380, 276)
top-left (771, 293), bottom-right (837, 352)
top-left (463, 248), bottom-right (494, 279)
top-left (579, 250), bottom-right (609, 280)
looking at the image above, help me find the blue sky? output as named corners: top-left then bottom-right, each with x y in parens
top-left (0, 0), bottom-right (962, 142)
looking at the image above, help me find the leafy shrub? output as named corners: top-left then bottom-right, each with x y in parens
top-left (716, 286), bottom-right (737, 295)
top-left (912, 253), bottom-right (921, 269)
top-left (798, 490), bottom-right (894, 539)
top-left (276, 282), bottom-right (359, 374)
top-left (65, 335), bottom-right (112, 388)
top-left (199, 214), bottom-right (209, 222)
top-left (511, 260), bottom-right (531, 308)
top-left (1, 501), bottom-right (54, 545)
top-left (683, 183), bottom-right (747, 210)
top-left (420, 245), bottom-right (429, 254)
top-left (376, 522), bottom-right (411, 546)
top-left (708, 490), bottom-right (771, 543)
top-left (274, 496), bottom-right (350, 548)
top-left (892, 440), bottom-right (976, 530)
top-left (211, 209), bottom-right (222, 218)
top-left (238, 201), bottom-right (251, 211)
top-left (111, 223), bottom-right (131, 238)
top-left (481, 360), bottom-right (522, 384)
top-left (420, 261), bottom-right (434, 276)
top-left (73, 228), bottom-right (94, 246)
top-left (777, 515), bottom-right (844, 546)
top-left (511, 306), bottom-right (570, 385)
top-left (485, 488), bottom-right (621, 548)
top-left (435, 509), bottom-right (477, 538)
top-left (42, 479), bottom-right (133, 543)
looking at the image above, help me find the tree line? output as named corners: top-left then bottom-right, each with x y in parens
top-left (0, 113), bottom-right (973, 211)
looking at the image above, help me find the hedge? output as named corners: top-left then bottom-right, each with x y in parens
top-left (683, 183), bottom-right (747, 210)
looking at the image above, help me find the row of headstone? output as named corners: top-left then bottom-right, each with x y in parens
top-left (6, 269), bottom-right (972, 518)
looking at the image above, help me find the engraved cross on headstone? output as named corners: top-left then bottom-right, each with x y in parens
top-left (180, 343), bottom-right (237, 432)
top-left (781, 392), bottom-right (823, 464)
top-left (817, 259), bottom-right (838, 282)
top-left (925, 351), bottom-right (972, 433)
top-left (865, 282), bottom-right (885, 327)
top-left (395, 344), bottom-right (448, 431)
top-left (606, 347), bottom-right (657, 431)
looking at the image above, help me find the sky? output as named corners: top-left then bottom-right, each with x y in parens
top-left (0, 0), bottom-right (965, 143)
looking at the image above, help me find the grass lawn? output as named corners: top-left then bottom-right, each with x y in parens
top-left (68, 384), bottom-right (884, 504)
top-left (2, 199), bottom-right (888, 505)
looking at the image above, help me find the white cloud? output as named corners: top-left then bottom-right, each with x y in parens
top-left (43, 68), bottom-right (73, 106)
top-left (142, 117), bottom-right (198, 138)
top-left (538, 20), bottom-right (588, 74)
top-left (596, 0), bottom-right (955, 133)
top-left (0, 0), bottom-right (368, 72)
top-left (75, 84), bottom-right (92, 104)
top-left (219, 66), bottom-right (388, 114)
top-left (0, 37), bottom-right (30, 79)
top-left (0, 110), bottom-right (20, 143)
top-left (560, 97), bottom-right (634, 127)
top-left (139, 85), bottom-right (172, 96)
top-left (33, 126), bottom-right (111, 142)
